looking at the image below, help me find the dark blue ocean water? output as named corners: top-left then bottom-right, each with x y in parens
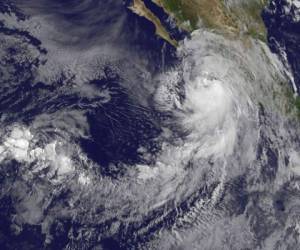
top-left (0, 1), bottom-right (181, 249)
top-left (263, 0), bottom-right (300, 92)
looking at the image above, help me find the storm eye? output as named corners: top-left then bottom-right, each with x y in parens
top-left (274, 199), bottom-right (285, 212)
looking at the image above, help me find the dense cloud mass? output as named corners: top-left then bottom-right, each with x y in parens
top-left (1, 1), bottom-right (300, 250)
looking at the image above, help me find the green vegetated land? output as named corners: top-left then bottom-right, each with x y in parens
top-left (156, 0), bottom-right (268, 41)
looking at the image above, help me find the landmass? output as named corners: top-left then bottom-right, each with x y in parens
top-left (128, 0), bottom-right (178, 47)
top-left (129, 0), bottom-right (269, 46)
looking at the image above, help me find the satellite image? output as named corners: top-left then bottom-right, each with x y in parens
top-left (0, 0), bottom-right (300, 249)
